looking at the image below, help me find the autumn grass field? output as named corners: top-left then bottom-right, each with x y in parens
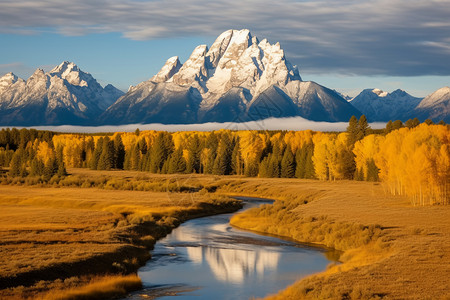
top-left (229, 179), bottom-right (450, 299)
top-left (0, 170), bottom-right (241, 299)
top-left (1, 168), bottom-right (449, 299)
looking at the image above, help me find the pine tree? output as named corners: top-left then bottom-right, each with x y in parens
top-left (347, 115), bottom-right (359, 146)
top-left (43, 158), bottom-right (58, 180)
top-left (29, 157), bottom-right (44, 177)
top-left (366, 159), bottom-right (379, 181)
top-left (138, 138), bottom-right (148, 155)
top-left (258, 156), bottom-right (270, 178)
top-left (90, 137), bottom-right (103, 170)
top-left (231, 139), bottom-right (243, 175)
top-left (244, 159), bottom-right (259, 177)
top-left (205, 132), bottom-right (219, 153)
top-left (113, 134), bottom-right (125, 169)
top-left (354, 167), bottom-right (364, 181)
top-left (149, 133), bottom-right (167, 173)
top-left (405, 118), bottom-right (420, 129)
top-left (131, 144), bottom-right (141, 171)
top-left (280, 148), bottom-right (295, 178)
top-left (270, 154), bottom-right (280, 178)
top-left (55, 145), bottom-right (67, 177)
top-left (98, 137), bottom-right (114, 170)
top-left (186, 134), bottom-right (201, 173)
top-left (9, 151), bottom-right (22, 177)
top-left (392, 120), bottom-right (403, 130)
top-left (212, 133), bottom-right (232, 175)
top-left (295, 148), bottom-right (305, 178)
top-left (385, 120), bottom-right (394, 134)
top-left (357, 115), bottom-right (370, 141)
top-left (340, 148), bottom-right (356, 180)
top-left (167, 147), bottom-right (186, 174)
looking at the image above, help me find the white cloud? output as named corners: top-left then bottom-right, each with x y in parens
top-left (7, 117), bottom-right (386, 133)
top-left (0, 0), bottom-right (449, 76)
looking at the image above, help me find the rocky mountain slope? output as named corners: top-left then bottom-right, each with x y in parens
top-left (350, 88), bottom-right (422, 122)
top-left (101, 29), bottom-right (361, 124)
top-left (1, 29), bottom-right (447, 126)
top-left (410, 87), bottom-right (450, 122)
top-left (0, 62), bottom-right (123, 126)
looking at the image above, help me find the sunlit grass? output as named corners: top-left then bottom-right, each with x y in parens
top-left (40, 274), bottom-right (142, 300)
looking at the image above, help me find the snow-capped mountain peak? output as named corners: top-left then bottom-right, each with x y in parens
top-left (170, 45), bottom-right (209, 90)
top-left (0, 72), bottom-right (20, 94)
top-left (411, 87), bottom-right (450, 122)
top-left (49, 61), bottom-right (95, 87)
top-left (151, 56), bottom-right (182, 83)
top-left (351, 88), bottom-right (422, 121)
top-left (417, 87), bottom-right (450, 108)
top-left (372, 88), bottom-right (388, 97)
top-left (0, 62), bottom-right (123, 125)
top-left (50, 61), bottom-right (79, 76)
top-left (100, 29), bottom-right (361, 125)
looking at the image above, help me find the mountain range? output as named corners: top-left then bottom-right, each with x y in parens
top-left (0, 62), bottom-right (123, 125)
top-left (0, 29), bottom-right (448, 126)
top-left (348, 88), bottom-right (449, 123)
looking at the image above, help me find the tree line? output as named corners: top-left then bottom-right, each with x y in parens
top-left (0, 117), bottom-right (448, 204)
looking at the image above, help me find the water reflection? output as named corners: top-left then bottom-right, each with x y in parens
top-left (186, 246), bottom-right (280, 283)
top-left (130, 200), bottom-right (331, 300)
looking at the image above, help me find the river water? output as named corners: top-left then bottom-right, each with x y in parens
top-left (125, 197), bottom-right (332, 300)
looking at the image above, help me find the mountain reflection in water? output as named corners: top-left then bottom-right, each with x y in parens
top-left (186, 246), bottom-right (280, 283)
top-left (128, 200), bottom-right (331, 300)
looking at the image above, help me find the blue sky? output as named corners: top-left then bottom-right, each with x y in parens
top-left (1, 0), bottom-right (449, 97)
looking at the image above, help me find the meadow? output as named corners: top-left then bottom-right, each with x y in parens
top-left (229, 179), bottom-right (450, 299)
top-left (2, 169), bottom-right (448, 299)
top-left (0, 171), bottom-right (241, 299)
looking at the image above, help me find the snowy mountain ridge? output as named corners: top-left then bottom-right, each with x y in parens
top-left (0, 62), bottom-right (124, 125)
top-left (411, 87), bottom-right (450, 122)
top-left (350, 88), bottom-right (422, 122)
top-left (0, 29), bottom-right (448, 126)
top-left (101, 29), bottom-right (360, 124)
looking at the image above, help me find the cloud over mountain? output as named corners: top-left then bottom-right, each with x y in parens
top-left (1, 0), bottom-right (449, 77)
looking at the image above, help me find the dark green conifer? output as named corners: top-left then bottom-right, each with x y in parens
top-left (385, 120), bottom-right (394, 134)
top-left (231, 139), bottom-right (243, 175)
top-left (113, 134), bottom-right (125, 169)
top-left (167, 147), bottom-right (186, 174)
top-left (280, 148), bottom-right (295, 178)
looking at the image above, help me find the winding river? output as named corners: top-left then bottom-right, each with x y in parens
top-left (125, 197), bottom-right (333, 299)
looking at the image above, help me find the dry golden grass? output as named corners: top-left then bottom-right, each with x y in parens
top-left (40, 274), bottom-right (142, 300)
top-left (0, 172), bottom-right (241, 299)
top-left (2, 168), bottom-right (449, 299)
top-left (63, 170), bottom-right (450, 299)
top-left (229, 179), bottom-right (450, 300)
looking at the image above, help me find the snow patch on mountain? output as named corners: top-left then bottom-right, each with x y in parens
top-left (412, 87), bottom-right (450, 122)
top-left (0, 62), bottom-right (123, 125)
top-left (102, 29), bottom-right (356, 125)
top-left (350, 88), bottom-right (422, 121)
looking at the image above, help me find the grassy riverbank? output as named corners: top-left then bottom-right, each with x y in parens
top-left (2, 169), bottom-right (448, 299)
top-left (230, 179), bottom-right (450, 299)
top-left (0, 171), bottom-right (241, 299)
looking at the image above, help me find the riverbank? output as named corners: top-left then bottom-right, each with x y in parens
top-left (0, 182), bottom-right (242, 299)
top-left (2, 169), bottom-right (448, 299)
top-left (230, 179), bottom-right (450, 299)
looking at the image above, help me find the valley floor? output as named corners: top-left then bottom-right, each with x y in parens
top-left (229, 179), bottom-right (450, 299)
top-left (0, 169), bottom-right (448, 299)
